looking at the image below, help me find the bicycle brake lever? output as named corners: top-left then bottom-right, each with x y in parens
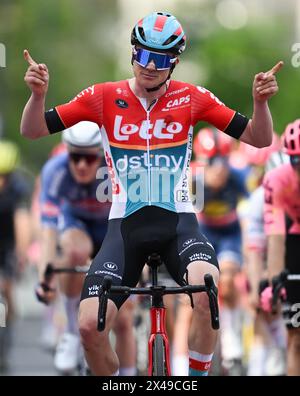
top-left (97, 276), bottom-right (112, 332)
top-left (204, 274), bottom-right (220, 330)
top-left (271, 270), bottom-right (288, 314)
top-left (44, 263), bottom-right (54, 281)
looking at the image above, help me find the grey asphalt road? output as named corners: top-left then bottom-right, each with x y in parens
top-left (2, 267), bottom-right (59, 376)
top-left (6, 317), bottom-right (57, 376)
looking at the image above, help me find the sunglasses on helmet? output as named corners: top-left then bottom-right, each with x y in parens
top-left (133, 47), bottom-right (177, 70)
top-left (69, 152), bottom-right (101, 165)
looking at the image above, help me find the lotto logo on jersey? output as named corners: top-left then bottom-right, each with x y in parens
top-left (113, 115), bottom-right (184, 142)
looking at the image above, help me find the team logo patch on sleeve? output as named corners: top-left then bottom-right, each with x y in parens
top-left (115, 99), bottom-right (129, 109)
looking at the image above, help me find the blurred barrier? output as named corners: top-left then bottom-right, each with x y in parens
top-left (0, 43), bottom-right (5, 68)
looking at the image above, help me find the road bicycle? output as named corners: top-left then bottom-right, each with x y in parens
top-left (97, 253), bottom-right (219, 376)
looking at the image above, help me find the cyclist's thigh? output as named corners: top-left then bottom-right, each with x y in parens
top-left (163, 213), bottom-right (219, 286)
top-left (81, 218), bottom-right (144, 309)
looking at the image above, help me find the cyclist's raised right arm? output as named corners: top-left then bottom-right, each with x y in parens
top-left (21, 50), bottom-right (50, 139)
top-left (21, 50), bottom-right (103, 138)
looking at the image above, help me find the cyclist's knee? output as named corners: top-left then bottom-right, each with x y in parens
top-left (114, 305), bottom-right (134, 335)
top-left (193, 292), bottom-right (211, 317)
top-left (79, 298), bottom-right (117, 347)
top-left (60, 230), bottom-right (92, 264)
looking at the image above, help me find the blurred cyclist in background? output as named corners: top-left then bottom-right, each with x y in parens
top-left (244, 147), bottom-right (288, 376)
top-left (0, 140), bottom-right (32, 372)
top-left (262, 120), bottom-right (300, 376)
top-left (172, 129), bottom-right (248, 375)
top-left (36, 122), bottom-right (136, 375)
top-left (193, 128), bottom-right (248, 375)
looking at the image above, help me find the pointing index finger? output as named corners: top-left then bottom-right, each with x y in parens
top-left (23, 49), bottom-right (38, 66)
top-left (266, 61), bottom-right (284, 76)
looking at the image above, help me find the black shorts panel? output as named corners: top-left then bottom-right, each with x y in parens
top-left (80, 206), bottom-right (219, 309)
top-left (162, 213), bottom-right (219, 285)
top-left (283, 234), bottom-right (300, 329)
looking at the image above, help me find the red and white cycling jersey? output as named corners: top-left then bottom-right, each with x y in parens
top-left (263, 163), bottom-right (300, 235)
top-left (46, 79), bottom-right (248, 219)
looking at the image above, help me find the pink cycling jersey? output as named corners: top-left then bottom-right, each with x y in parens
top-left (263, 163), bottom-right (300, 235)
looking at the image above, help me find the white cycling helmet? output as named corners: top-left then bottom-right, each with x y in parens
top-left (62, 121), bottom-right (102, 148)
top-left (265, 151), bottom-right (289, 172)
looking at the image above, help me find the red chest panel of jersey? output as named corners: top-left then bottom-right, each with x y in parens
top-left (102, 81), bottom-right (192, 150)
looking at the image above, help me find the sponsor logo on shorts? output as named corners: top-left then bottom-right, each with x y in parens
top-left (88, 285), bottom-right (100, 296)
top-left (179, 241), bottom-right (204, 256)
top-left (189, 252), bottom-right (212, 262)
top-left (103, 262), bottom-right (118, 271)
top-left (206, 241), bottom-right (215, 250)
top-left (183, 238), bottom-right (196, 247)
top-left (94, 270), bottom-right (122, 280)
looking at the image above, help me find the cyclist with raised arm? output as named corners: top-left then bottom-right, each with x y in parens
top-left (262, 120), bottom-right (300, 376)
top-left (21, 12), bottom-right (281, 376)
top-left (244, 149), bottom-right (288, 376)
top-left (0, 141), bottom-right (32, 372)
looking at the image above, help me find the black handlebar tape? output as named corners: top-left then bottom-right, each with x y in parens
top-left (44, 263), bottom-right (54, 281)
top-left (204, 274), bottom-right (220, 330)
top-left (97, 276), bottom-right (113, 332)
top-left (271, 270), bottom-right (289, 314)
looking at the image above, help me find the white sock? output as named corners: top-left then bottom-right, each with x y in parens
top-left (220, 307), bottom-right (243, 361)
top-left (247, 344), bottom-right (267, 376)
top-left (172, 354), bottom-right (189, 376)
top-left (63, 295), bottom-right (80, 335)
top-left (119, 367), bottom-right (137, 376)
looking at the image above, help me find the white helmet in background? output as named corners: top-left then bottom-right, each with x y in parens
top-left (265, 151), bottom-right (289, 172)
top-left (62, 121), bottom-right (102, 148)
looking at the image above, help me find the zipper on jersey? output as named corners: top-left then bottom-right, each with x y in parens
top-left (146, 99), bottom-right (157, 206)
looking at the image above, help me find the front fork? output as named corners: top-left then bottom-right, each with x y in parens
top-left (148, 307), bottom-right (171, 376)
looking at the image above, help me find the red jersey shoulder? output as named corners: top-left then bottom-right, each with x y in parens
top-left (69, 83), bottom-right (104, 103)
top-left (191, 83), bottom-right (225, 107)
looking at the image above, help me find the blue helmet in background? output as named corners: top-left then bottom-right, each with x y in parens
top-left (131, 12), bottom-right (186, 55)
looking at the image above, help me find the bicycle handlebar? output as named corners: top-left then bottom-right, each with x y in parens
top-left (97, 273), bottom-right (220, 332)
top-left (44, 263), bottom-right (90, 276)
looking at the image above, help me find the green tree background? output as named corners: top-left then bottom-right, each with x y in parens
top-left (0, 0), bottom-right (299, 174)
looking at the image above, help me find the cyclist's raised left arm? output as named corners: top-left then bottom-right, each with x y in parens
top-left (239, 61), bottom-right (283, 148)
